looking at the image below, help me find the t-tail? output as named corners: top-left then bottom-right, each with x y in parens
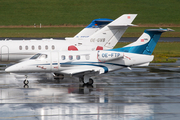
top-left (110, 28), bottom-right (174, 55)
top-left (73, 18), bottom-right (113, 38)
top-left (88, 14), bottom-right (137, 50)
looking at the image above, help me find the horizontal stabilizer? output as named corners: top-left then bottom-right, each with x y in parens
top-left (89, 14), bottom-right (137, 49)
top-left (108, 24), bottom-right (137, 27)
top-left (146, 28), bottom-right (174, 32)
top-left (108, 14), bottom-right (137, 26)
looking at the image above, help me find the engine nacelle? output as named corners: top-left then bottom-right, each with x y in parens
top-left (97, 51), bottom-right (123, 62)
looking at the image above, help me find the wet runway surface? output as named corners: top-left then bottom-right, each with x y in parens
top-left (0, 58), bottom-right (180, 120)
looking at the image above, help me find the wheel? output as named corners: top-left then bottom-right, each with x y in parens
top-left (87, 78), bottom-right (94, 85)
top-left (24, 80), bottom-right (29, 85)
top-left (79, 76), bottom-right (94, 85)
top-left (24, 84), bottom-right (29, 88)
top-left (59, 74), bottom-right (64, 79)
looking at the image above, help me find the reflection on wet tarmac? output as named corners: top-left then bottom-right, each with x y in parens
top-left (0, 58), bottom-right (180, 120)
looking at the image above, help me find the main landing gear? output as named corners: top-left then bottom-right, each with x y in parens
top-left (53, 73), bottom-right (64, 80)
top-left (79, 75), bottom-right (94, 85)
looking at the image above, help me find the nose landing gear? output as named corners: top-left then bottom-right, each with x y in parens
top-left (23, 75), bottom-right (29, 88)
top-left (24, 80), bottom-right (29, 85)
top-left (23, 75), bottom-right (29, 85)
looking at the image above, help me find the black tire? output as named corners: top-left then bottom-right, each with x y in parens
top-left (24, 80), bottom-right (29, 85)
top-left (59, 74), bottom-right (64, 79)
top-left (88, 78), bottom-right (94, 85)
top-left (24, 85), bottom-right (29, 88)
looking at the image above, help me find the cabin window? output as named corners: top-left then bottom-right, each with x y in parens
top-left (52, 45), bottom-right (55, 50)
top-left (85, 55), bottom-right (90, 60)
top-left (19, 46), bottom-right (22, 50)
top-left (25, 46), bottom-right (28, 50)
top-left (38, 45), bottom-right (41, 50)
top-left (69, 55), bottom-right (73, 60)
top-left (32, 46), bottom-right (35, 50)
top-left (45, 45), bottom-right (48, 50)
top-left (76, 55), bottom-right (80, 60)
top-left (61, 55), bottom-right (65, 60)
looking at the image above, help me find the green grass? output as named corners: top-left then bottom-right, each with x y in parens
top-left (0, 27), bottom-right (179, 38)
top-left (0, 27), bottom-right (83, 38)
top-left (124, 27), bottom-right (180, 37)
top-left (0, 0), bottom-right (180, 25)
top-left (114, 42), bottom-right (180, 63)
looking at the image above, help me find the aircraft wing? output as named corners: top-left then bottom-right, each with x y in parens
top-left (59, 66), bottom-right (107, 76)
top-left (60, 68), bottom-right (95, 75)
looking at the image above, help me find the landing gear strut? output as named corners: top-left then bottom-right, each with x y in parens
top-left (79, 75), bottom-right (94, 85)
top-left (53, 73), bottom-right (64, 80)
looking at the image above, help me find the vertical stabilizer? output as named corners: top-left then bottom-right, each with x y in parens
top-left (87, 14), bottom-right (137, 49)
top-left (74, 18), bottom-right (113, 38)
top-left (110, 28), bottom-right (174, 55)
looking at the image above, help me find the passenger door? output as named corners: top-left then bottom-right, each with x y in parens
top-left (51, 52), bottom-right (59, 71)
top-left (1, 46), bottom-right (9, 61)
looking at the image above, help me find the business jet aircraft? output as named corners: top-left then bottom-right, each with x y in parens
top-left (0, 14), bottom-right (137, 63)
top-left (5, 28), bottom-right (173, 85)
top-left (0, 18), bottom-right (113, 63)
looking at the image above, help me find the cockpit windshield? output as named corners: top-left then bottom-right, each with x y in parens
top-left (30, 53), bottom-right (41, 59)
top-left (30, 53), bottom-right (47, 60)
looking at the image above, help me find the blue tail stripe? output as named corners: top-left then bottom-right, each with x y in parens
top-left (143, 34), bottom-right (161, 55)
top-left (108, 43), bottom-right (148, 54)
top-left (86, 18), bottom-right (113, 28)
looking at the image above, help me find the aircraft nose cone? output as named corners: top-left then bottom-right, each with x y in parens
top-left (5, 65), bottom-right (19, 73)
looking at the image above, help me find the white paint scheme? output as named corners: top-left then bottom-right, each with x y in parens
top-left (5, 50), bottom-right (154, 84)
top-left (124, 33), bottom-right (151, 47)
top-left (5, 28), bottom-right (171, 85)
top-left (65, 28), bottom-right (99, 40)
top-left (0, 14), bottom-right (137, 63)
top-left (97, 51), bottom-right (124, 62)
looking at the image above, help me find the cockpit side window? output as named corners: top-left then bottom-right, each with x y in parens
top-left (30, 53), bottom-right (41, 59)
top-left (30, 53), bottom-right (47, 60)
top-left (39, 54), bottom-right (47, 60)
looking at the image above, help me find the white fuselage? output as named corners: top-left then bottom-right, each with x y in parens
top-left (5, 50), bottom-right (154, 76)
top-left (0, 38), bottom-right (106, 63)
top-left (0, 14), bottom-right (137, 64)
